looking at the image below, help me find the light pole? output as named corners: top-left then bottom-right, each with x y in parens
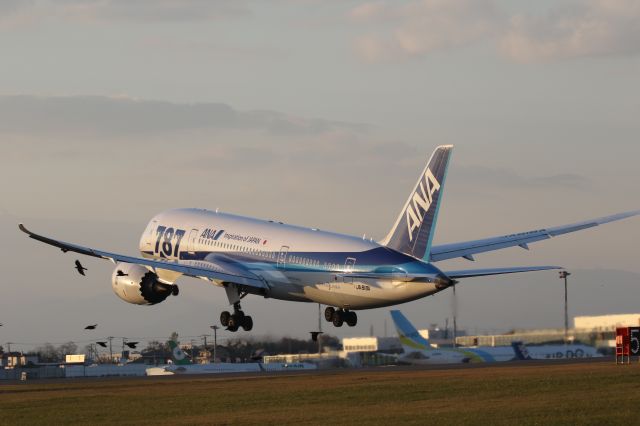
top-left (5, 342), bottom-right (12, 368)
top-left (210, 325), bottom-right (219, 363)
top-left (108, 336), bottom-right (114, 364)
top-left (559, 271), bottom-right (571, 343)
top-left (452, 283), bottom-right (457, 348)
top-left (200, 335), bottom-right (209, 363)
top-left (190, 339), bottom-right (197, 363)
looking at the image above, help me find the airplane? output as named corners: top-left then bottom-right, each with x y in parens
top-left (392, 311), bottom-right (602, 363)
top-left (390, 310), bottom-right (524, 363)
top-left (19, 145), bottom-right (639, 333)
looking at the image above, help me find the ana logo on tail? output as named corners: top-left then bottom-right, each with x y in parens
top-left (405, 168), bottom-right (441, 241)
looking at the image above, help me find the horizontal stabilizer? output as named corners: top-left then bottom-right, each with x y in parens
top-left (444, 265), bottom-right (562, 279)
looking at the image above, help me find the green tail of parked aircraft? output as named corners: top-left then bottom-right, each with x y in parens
top-left (167, 340), bottom-right (192, 366)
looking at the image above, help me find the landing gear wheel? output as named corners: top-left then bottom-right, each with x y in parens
top-left (346, 311), bottom-right (357, 327)
top-left (224, 301), bottom-right (253, 332)
top-left (228, 314), bottom-right (242, 331)
top-left (242, 316), bottom-right (253, 331)
top-left (332, 311), bottom-right (344, 327)
top-left (324, 307), bottom-right (335, 322)
top-left (220, 311), bottom-right (231, 327)
top-left (171, 285), bottom-right (179, 296)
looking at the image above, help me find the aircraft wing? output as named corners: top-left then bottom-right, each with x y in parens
top-left (429, 210), bottom-right (639, 262)
top-left (18, 224), bottom-right (266, 289)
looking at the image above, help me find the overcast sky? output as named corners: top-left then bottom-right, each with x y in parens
top-left (1, 0), bottom-right (639, 351)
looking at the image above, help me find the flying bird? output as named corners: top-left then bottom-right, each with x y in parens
top-left (96, 341), bottom-right (108, 348)
top-left (84, 324), bottom-right (98, 330)
top-left (124, 342), bottom-right (139, 349)
top-left (75, 260), bottom-right (87, 276)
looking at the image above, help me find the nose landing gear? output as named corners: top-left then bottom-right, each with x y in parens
top-left (324, 306), bottom-right (357, 328)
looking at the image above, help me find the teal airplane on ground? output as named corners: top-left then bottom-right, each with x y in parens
top-left (391, 310), bottom-right (602, 363)
top-left (19, 146), bottom-right (639, 332)
top-left (391, 310), bottom-right (523, 363)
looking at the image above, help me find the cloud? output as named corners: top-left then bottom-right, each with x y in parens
top-left (85, 0), bottom-right (249, 22)
top-left (450, 165), bottom-right (592, 191)
top-left (351, 0), bottom-right (640, 63)
top-left (0, 0), bottom-right (249, 26)
top-left (0, 95), bottom-right (368, 137)
top-left (500, 0), bottom-right (640, 63)
top-left (351, 0), bottom-right (499, 62)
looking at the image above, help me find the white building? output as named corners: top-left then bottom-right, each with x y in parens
top-left (574, 314), bottom-right (640, 331)
top-left (342, 337), bottom-right (402, 353)
top-left (1, 353), bottom-right (39, 368)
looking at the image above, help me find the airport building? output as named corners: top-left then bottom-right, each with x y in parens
top-left (574, 313), bottom-right (640, 331)
top-left (342, 337), bottom-right (402, 354)
top-left (0, 352), bottom-right (39, 369)
top-left (456, 330), bottom-right (569, 347)
top-left (342, 326), bottom-right (466, 355)
top-left (455, 314), bottom-right (640, 349)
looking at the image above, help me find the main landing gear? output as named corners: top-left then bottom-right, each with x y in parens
top-left (324, 306), bottom-right (357, 328)
top-left (220, 302), bottom-right (253, 332)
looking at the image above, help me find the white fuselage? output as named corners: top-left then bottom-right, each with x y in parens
top-left (399, 346), bottom-right (519, 364)
top-left (138, 208), bottom-right (445, 310)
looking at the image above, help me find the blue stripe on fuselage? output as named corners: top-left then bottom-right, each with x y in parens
top-left (143, 247), bottom-right (442, 275)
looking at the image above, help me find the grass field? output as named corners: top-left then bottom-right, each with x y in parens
top-left (1, 361), bottom-right (639, 425)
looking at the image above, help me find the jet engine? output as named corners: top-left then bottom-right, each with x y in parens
top-left (111, 263), bottom-right (179, 305)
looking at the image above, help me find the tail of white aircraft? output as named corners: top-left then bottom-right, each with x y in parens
top-left (382, 145), bottom-right (453, 260)
top-left (390, 310), bottom-right (432, 352)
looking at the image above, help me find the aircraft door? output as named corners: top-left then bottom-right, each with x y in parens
top-left (144, 220), bottom-right (158, 250)
top-left (187, 229), bottom-right (199, 253)
top-left (343, 257), bottom-right (356, 283)
top-left (344, 257), bottom-right (356, 272)
top-left (277, 246), bottom-right (289, 268)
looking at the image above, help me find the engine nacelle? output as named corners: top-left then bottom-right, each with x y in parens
top-left (111, 263), bottom-right (178, 305)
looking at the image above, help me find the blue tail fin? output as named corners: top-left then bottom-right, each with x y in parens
top-left (390, 310), bottom-right (431, 351)
top-left (382, 145), bottom-right (453, 260)
top-left (511, 341), bottom-right (532, 360)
